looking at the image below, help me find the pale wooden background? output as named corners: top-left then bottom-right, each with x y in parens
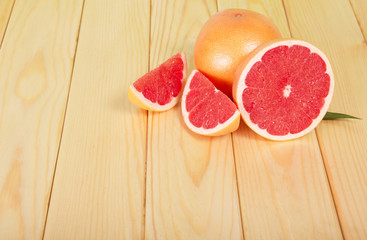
top-left (0, 0), bottom-right (366, 239)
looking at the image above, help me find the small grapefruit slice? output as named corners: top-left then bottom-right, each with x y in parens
top-left (233, 39), bottom-right (334, 140)
top-left (128, 53), bottom-right (187, 111)
top-left (182, 70), bottom-right (240, 136)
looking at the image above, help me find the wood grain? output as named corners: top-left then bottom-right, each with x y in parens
top-left (217, 0), bottom-right (246, 11)
top-left (144, 1), bottom-right (243, 239)
top-left (0, 0), bottom-right (14, 48)
top-left (0, 0), bottom-right (83, 239)
top-left (221, 0), bottom-right (343, 239)
top-left (233, 125), bottom-right (343, 239)
top-left (349, 0), bottom-right (367, 40)
top-left (43, 0), bottom-right (149, 239)
top-left (283, 0), bottom-right (367, 238)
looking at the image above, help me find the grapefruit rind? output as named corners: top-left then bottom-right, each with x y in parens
top-left (182, 70), bottom-right (241, 136)
top-left (194, 9), bottom-right (282, 98)
top-left (128, 52), bottom-right (187, 112)
top-left (233, 39), bottom-right (334, 141)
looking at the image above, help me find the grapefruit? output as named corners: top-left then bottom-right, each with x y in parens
top-left (182, 70), bottom-right (240, 136)
top-left (194, 9), bottom-right (281, 97)
top-left (233, 39), bottom-right (334, 140)
top-left (128, 53), bottom-right (187, 111)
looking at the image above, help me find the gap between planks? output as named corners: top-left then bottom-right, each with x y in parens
top-left (315, 130), bottom-right (346, 239)
top-left (347, 0), bottom-right (367, 42)
top-left (0, 0), bottom-right (16, 50)
top-left (230, 132), bottom-right (246, 239)
top-left (142, 0), bottom-right (153, 239)
top-left (41, 0), bottom-right (86, 239)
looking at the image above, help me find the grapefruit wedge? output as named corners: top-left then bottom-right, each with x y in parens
top-left (128, 53), bottom-right (187, 111)
top-left (182, 70), bottom-right (240, 136)
top-left (233, 39), bottom-right (334, 140)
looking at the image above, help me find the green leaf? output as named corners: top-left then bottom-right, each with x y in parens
top-left (323, 112), bottom-right (361, 120)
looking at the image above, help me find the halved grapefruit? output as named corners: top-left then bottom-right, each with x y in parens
top-left (233, 39), bottom-right (334, 140)
top-left (182, 70), bottom-right (240, 136)
top-left (128, 53), bottom-right (187, 111)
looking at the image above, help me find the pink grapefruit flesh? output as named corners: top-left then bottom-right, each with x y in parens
top-left (128, 52), bottom-right (186, 111)
top-left (182, 70), bottom-right (240, 136)
top-left (233, 39), bottom-right (334, 140)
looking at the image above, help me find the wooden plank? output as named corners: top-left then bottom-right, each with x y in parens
top-left (0, 0), bottom-right (14, 47)
top-left (349, 0), bottom-right (367, 39)
top-left (233, 127), bottom-right (343, 239)
top-left (0, 0), bottom-right (83, 239)
top-left (144, 1), bottom-right (243, 239)
top-left (220, 0), bottom-right (343, 239)
top-left (43, 0), bottom-right (149, 239)
top-left (217, 0), bottom-right (246, 12)
top-left (283, 0), bottom-right (367, 238)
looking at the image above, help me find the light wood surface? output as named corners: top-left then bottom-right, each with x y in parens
top-left (43, 0), bottom-right (149, 239)
top-left (0, 0), bottom-right (366, 239)
top-left (0, 0), bottom-right (83, 239)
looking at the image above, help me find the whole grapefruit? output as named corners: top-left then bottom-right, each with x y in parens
top-left (194, 9), bottom-right (281, 97)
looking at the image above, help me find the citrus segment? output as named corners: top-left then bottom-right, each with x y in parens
top-left (182, 70), bottom-right (240, 136)
top-left (194, 9), bottom-right (282, 97)
top-left (233, 39), bottom-right (334, 140)
top-left (128, 52), bottom-right (186, 111)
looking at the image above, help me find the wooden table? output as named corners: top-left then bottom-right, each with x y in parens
top-left (1, 0), bottom-right (366, 239)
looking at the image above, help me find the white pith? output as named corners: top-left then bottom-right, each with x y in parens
top-left (182, 70), bottom-right (240, 135)
top-left (235, 39), bottom-right (335, 140)
top-left (283, 85), bottom-right (291, 98)
top-left (131, 52), bottom-right (187, 111)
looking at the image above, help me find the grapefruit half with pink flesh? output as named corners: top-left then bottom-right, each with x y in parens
top-left (128, 53), bottom-right (187, 111)
top-left (182, 70), bottom-right (240, 136)
top-left (233, 39), bottom-right (334, 140)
